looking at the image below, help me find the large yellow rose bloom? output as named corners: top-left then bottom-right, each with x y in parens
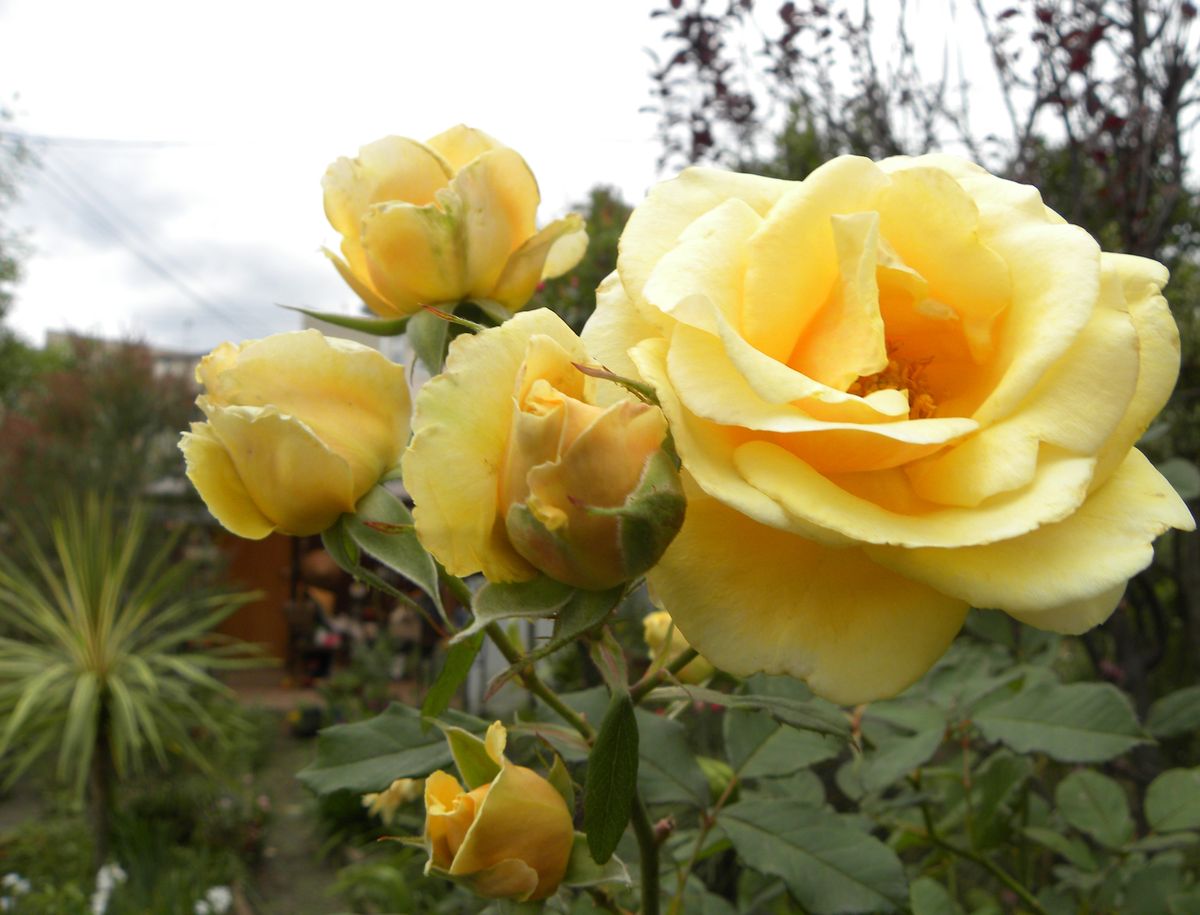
top-left (582, 155), bottom-right (1195, 704)
top-left (323, 125), bottom-right (588, 318)
top-left (424, 722), bottom-right (573, 902)
top-left (180, 329), bottom-right (411, 539)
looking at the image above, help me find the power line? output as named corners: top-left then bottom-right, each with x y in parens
top-left (34, 151), bottom-right (272, 339)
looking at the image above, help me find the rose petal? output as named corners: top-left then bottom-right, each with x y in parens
top-left (403, 309), bottom-right (584, 580)
top-left (647, 493), bottom-right (968, 704)
top-left (424, 124), bottom-right (505, 171)
top-left (491, 214), bottom-right (587, 311)
top-left (868, 449), bottom-right (1194, 618)
top-left (322, 136), bottom-right (450, 239)
top-left (741, 156), bottom-right (890, 362)
top-left (202, 404), bottom-right (357, 536)
top-left (362, 199), bottom-right (467, 311)
top-left (179, 422), bottom-right (274, 540)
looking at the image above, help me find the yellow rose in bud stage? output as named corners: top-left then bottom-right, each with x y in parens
top-left (179, 330), bottom-right (410, 539)
top-left (584, 155), bottom-right (1195, 704)
top-left (323, 125), bottom-right (588, 318)
top-left (402, 309), bottom-right (685, 591)
top-left (362, 777), bottom-right (423, 826)
top-left (424, 722), bottom-right (573, 902)
top-left (643, 610), bottom-right (714, 684)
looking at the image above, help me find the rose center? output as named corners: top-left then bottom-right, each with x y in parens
top-left (847, 348), bottom-right (937, 419)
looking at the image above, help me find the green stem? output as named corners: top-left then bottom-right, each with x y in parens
top-left (484, 622), bottom-right (596, 741)
top-left (630, 797), bottom-right (660, 915)
top-left (916, 801), bottom-right (1047, 915)
top-left (629, 648), bottom-right (700, 705)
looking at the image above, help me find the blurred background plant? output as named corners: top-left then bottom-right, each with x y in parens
top-left (0, 494), bottom-right (263, 864)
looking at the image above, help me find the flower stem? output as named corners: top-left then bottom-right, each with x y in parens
top-left (630, 796), bottom-right (660, 915)
top-left (916, 800), bottom-right (1047, 915)
top-left (629, 648), bottom-right (699, 705)
top-left (484, 622), bottom-right (596, 741)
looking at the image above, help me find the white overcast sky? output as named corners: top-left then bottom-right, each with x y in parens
top-left (0, 0), bottom-right (671, 353)
top-left (1, 0), bottom-right (1013, 355)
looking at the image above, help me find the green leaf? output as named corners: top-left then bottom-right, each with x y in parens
top-left (859, 729), bottom-right (944, 793)
top-left (1055, 769), bottom-right (1134, 849)
top-left (548, 753), bottom-right (575, 811)
top-left (1146, 768), bottom-right (1200, 833)
top-left (973, 682), bottom-right (1146, 762)
top-left (724, 709), bottom-right (840, 779)
top-left (454, 575), bottom-right (576, 642)
top-left (909, 877), bottom-right (964, 915)
top-left (719, 801), bottom-right (907, 914)
top-left (346, 485), bottom-right (443, 614)
top-left (583, 691), bottom-right (639, 864)
top-left (647, 685), bottom-right (850, 740)
top-left (442, 726), bottom-right (500, 790)
top-left (561, 832), bottom-right (630, 888)
top-left (588, 627), bottom-right (628, 694)
top-left (280, 304), bottom-right (409, 336)
top-left (1146, 685), bottom-right (1200, 738)
top-left (408, 305), bottom-right (454, 374)
top-left (298, 703), bottom-right (485, 795)
top-left (422, 632), bottom-right (484, 721)
top-left (1021, 826), bottom-right (1098, 871)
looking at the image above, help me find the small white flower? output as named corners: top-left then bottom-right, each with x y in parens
top-left (194, 901), bottom-right (212, 915)
top-left (205, 886), bottom-right (233, 914)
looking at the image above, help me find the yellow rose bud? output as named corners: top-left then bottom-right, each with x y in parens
top-left (424, 722), bottom-right (573, 902)
top-left (642, 610), bottom-right (714, 684)
top-left (362, 777), bottom-right (423, 826)
top-left (402, 309), bottom-right (685, 590)
top-left (323, 124), bottom-right (588, 318)
top-left (179, 329), bottom-right (411, 539)
top-left (583, 155), bottom-right (1195, 704)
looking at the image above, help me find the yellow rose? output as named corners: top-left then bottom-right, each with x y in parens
top-left (582, 155), bottom-right (1195, 704)
top-left (402, 309), bottom-right (685, 591)
top-left (424, 722), bottom-right (572, 902)
top-left (643, 609), bottom-right (714, 684)
top-left (362, 777), bottom-right (423, 826)
top-left (180, 329), bottom-right (410, 539)
top-left (323, 125), bottom-right (588, 318)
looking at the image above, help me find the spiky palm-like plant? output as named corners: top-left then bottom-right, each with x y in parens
top-left (0, 495), bottom-right (261, 862)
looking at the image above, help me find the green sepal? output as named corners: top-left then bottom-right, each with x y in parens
top-left (547, 753), bottom-right (575, 812)
top-left (280, 304), bottom-right (410, 336)
top-left (562, 832), bottom-right (631, 888)
top-left (439, 725), bottom-right (501, 789)
top-left (572, 362), bottom-right (660, 405)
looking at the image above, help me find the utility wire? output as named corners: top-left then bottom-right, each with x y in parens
top-left (34, 150), bottom-right (277, 340)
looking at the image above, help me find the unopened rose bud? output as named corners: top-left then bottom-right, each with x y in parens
top-left (424, 722), bottom-right (573, 902)
top-left (404, 309), bottom-right (686, 591)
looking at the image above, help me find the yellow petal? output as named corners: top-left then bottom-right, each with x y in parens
top-left (451, 147), bottom-right (540, 298)
top-left (323, 136), bottom-right (451, 239)
top-left (787, 211), bottom-right (888, 389)
top-left (647, 494), bottom-right (968, 704)
top-left (874, 166), bottom-right (1010, 362)
top-left (464, 859), bottom-right (540, 902)
top-left (741, 156), bottom-right (889, 362)
top-left (179, 422), bottom-right (274, 540)
top-left (736, 438), bottom-right (1097, 548)
top-left (580, 272), bottom-right (669, 390)
top-left (425, 770), bottom-right (473, 870)
top-left (452, 762), bottom-right (573, 901)
top-left (362, 198), bottom-right (468, 313)
top-left (491, 213), bottom-right (588, 311)
top-left (322, 247), bottom-right (400, 318)
top-left (199, 330), bottom-right (410, 497)
top-left (1091, 253), bottom-right (1178, 487)
top-left (202, 403), bottom-right (357, 536)
top-left (484, 721), bottom-right (507, 765)
top-left (425, 124), bottom-right (505, 172)
top-left (641, 197), bottom-right (764, 333)
top-left (867, 449), bottom-right (1194, 618)
top-left (1005, 583), bottom-right (1127, 635)
top-left (666, 323), bottom-right (977, 473)
top-left (402, 309), bottom-right (584, 580)
top-left (905, 262), bottom-right (1140, 506)
top-left (618, 166), bottom-right (793, 309)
